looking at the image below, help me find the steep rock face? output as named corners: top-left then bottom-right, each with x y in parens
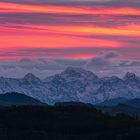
top-left (0, 67), bottom-right (140, 104)
top-left (23, 73), bottom-right (42, 85)
top-left (123, 72), bottom-right (140, 98)
top-left (44, 67), bottom-right (102, 103)
top-left (0, 75), bottom-right (50, 104)
top-left (95, 77), bottom-right (127, 102)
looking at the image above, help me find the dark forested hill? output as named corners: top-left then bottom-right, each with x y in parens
top-left (0, 105), bottom-right (140, 140)
top-left (0, 92), bottom-right (45, 106)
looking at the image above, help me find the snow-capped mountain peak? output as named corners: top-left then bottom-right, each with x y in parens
top-left (124, 72), bottom-right (140, 85)
top-left (61, 66), bottom-right (98, 80)
top-left (124, 72), bottom-right (136, 80)
top-left (24, 73), bottom-right (38, 79)
top-left (23, 73), bottom-right (41, 84)
top-left (0, 67), bottom-right (139, 105)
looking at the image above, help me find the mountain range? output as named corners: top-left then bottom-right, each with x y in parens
top-left (0, 67), bottom-right (140, 105)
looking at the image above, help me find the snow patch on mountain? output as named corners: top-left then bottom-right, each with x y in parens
top-left (0, 67), bottom-right (140, 104)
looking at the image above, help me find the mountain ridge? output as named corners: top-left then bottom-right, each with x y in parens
top-left (0, 67), bottom-right (139, 105)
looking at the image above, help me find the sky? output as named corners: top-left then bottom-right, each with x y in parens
top-left (0, 0), bottom-right (140, 78)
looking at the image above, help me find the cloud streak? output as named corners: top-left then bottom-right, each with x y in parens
top-left (0, 0), bottom-right (139, 59)
top-left (0, 51), bottom-right (139, 79)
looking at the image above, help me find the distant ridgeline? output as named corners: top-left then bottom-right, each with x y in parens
top-left (0, 67), bottom-right (140, 105)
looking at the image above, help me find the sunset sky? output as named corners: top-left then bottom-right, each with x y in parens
top-left (0, 0), bottom-right (140, 78)
top-left (0, 0), bottom-right (140, 60)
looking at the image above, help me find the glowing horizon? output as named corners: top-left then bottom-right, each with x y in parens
top-left (0, 1), bottom-right (140, 59)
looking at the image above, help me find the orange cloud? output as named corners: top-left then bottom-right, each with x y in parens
top-left (27, 24), bottom-right (140, 37)
top-left (0, 33), bottom-right (121, 49)
top-left (2, 23), bottom-right (140, 37)
top-left (0, 2), bottom-right (140, 59)
top-left (0, 2), bottom-right (140, 15)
